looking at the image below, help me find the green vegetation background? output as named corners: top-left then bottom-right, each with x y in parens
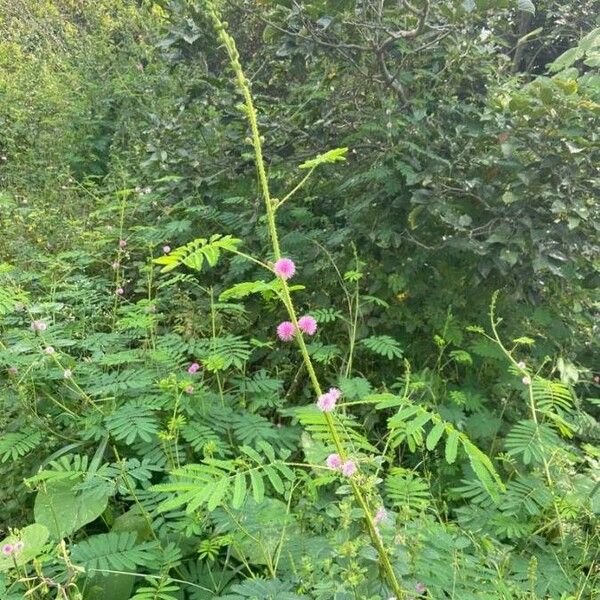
top-left (0, 0), bottom-right (598, 598)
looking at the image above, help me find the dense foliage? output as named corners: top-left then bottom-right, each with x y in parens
top-left (1, 0), bottom-right (599, 598)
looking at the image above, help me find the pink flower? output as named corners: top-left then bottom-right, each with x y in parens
top-left (184, 385), bottom-right (194, 394)
top-left (163, 245), bottom-right (171, 254)
top-left (116, 287), bottom-right (124, 295)
top-left (14, 541), bottom-right (24, 552)
top-left (187, 362), bottom-right (201, 374)
top-left (341, 460), bottom-right (357, 477)
top-left (374, 507), bottom-right (387, 525)
top-left (2, 544), bottom-right (13, 556)
top-left (326, 453), bottom-right (342, 470)
top-left (44, 346), bottom-right (55, 355)
top-left (112, 261), bottom-right (120, 270)
top-left (63, 369), bottom-right (72, 379)
top-left (517, 361), bottom-right (526, 369)
top-left (273, 258), bottom-right (296, 280)
top-left (277, 321), bottom-right (295, 342)
top-left (328, 387), bottom-right (341, 402)
top-left (119, 239), bottom-right (127, 249)
top-left (317, 387), bottom-right (341, 412)
top-left (30, 320), bottom-right (47, 332)
top-left (415, 582), bottom-right (426, 594)
top-left (522, 376), bottom-right (531, 385)
top-left (298, 315), bottom-right (317, 336)
top-left (7, 367), bottom-right (18, 376)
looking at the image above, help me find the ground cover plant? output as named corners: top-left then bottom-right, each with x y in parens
top-left (0, 0), bottom-right (599, 598)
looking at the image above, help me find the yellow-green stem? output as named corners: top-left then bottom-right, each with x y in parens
top-left (206, 5), bottom-right (405, 597)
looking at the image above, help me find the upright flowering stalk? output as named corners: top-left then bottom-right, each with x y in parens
top-left (203, 5), bottom-right (405, 597)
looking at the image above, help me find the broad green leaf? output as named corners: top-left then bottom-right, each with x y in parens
top-left (549, 47), bottom-right (583, 73)
top-left (34, 480), bottom-right (110, 539)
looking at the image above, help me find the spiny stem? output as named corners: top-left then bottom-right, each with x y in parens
top-left (205, 5), bottom-right (405, 597)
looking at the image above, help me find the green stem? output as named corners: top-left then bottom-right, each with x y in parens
top-left (205, 6), bottom-right (405, 597)
top-left (489, 293), bottom-right (564, 538)
top-left (274, 166), bottom-right (316, 209)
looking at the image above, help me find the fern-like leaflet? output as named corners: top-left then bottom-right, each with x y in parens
top-left (361, 335), bottom-right (403, 359)
top-left (152, 441), bottom-right (294, 513)
top-left (153, 234), bottom-right (241, 273)
top-left (71, 531), bottom-right (157, 573)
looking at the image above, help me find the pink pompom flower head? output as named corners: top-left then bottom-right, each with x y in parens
top-left (373, 507), bottom-right (387, 525)
top-left (517, 361), bottom-right (526, 369)
top-left (317, 387), bottom-right (341, 413)
top-left (30, 320), bottom-right (47, 332)
top-left (297, 315), bottom-right (317, 336)
top-left (326, 453), bottom-right (342, 470)
top-left (184, 385), bottom-right (194, 395)
top-left (341, 460), bottom-right (357, 477)
top-left (2, 544), bottom-right (13, 556)
top-left (522, 376), bottom-right (531, 386)
top-left (119, 239), bottom-right (127, 249)
top-left (163, 245), bottom-right (171, 254)
top-left (277, 321), bottom-right (295, 342)
top-left (116, 287), bottom-right (124, 296)
top-left (415, 582), bottom-right (427, 594)
top-left (273, 258), bottom-right (296, 280)
top-left (187, 362), bottom-right (201, 374)
top-left (14, 541), bottom-right (24, 553)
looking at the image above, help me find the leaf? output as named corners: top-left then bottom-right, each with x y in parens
top-left (34, 479), bottom-right (110, 539)
top-left (517, 0), bottom-right (535, 14)
top-left (207, 477), bottom-right (230, 512)
top-left (505, 420), bottom-right (561, 465)
top-left (405, 412), bottom-right (433, 437)
top-left (579, 27), bottom-right (600, 52)
top-left (71, 532), bottom-right (156, 573)
top-left (361, 335), bottom-right (403, 360)
top-left (512, 336), bottom-right (535, 345)
top-left (0, 428), bottom-right (43, 463)
top-left (219, 280), bottom-right (271, 301)
top-left (445, 429), bottom-right (459, 464)
top-left (249, 469), bottom-right (265, 503)
top-left (549, 47), bottom-right (583, 73)
top-left (105, 405), bottom-right (159, 445)
top-left (460, 439), bottom-right (503, 502)
top-left (426, 421), bottom-right (446, 451)
top-left (153, 234), bottom-right (241, 273)
top-left (232, 472), bottom-right (247, 510)
top-left (385, 468), bottom-right (430, 513)
top-left (299, 147), bottom-right (348, 170)
top-left (263, 466), bottom-right (283, 494)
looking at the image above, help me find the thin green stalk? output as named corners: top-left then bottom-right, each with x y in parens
top-left (489, 294), bottom-right (564, 538)
top-left (205, 6), bottom-right (405, 597)
top-left (274, 166), bottom-right (316, 209)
